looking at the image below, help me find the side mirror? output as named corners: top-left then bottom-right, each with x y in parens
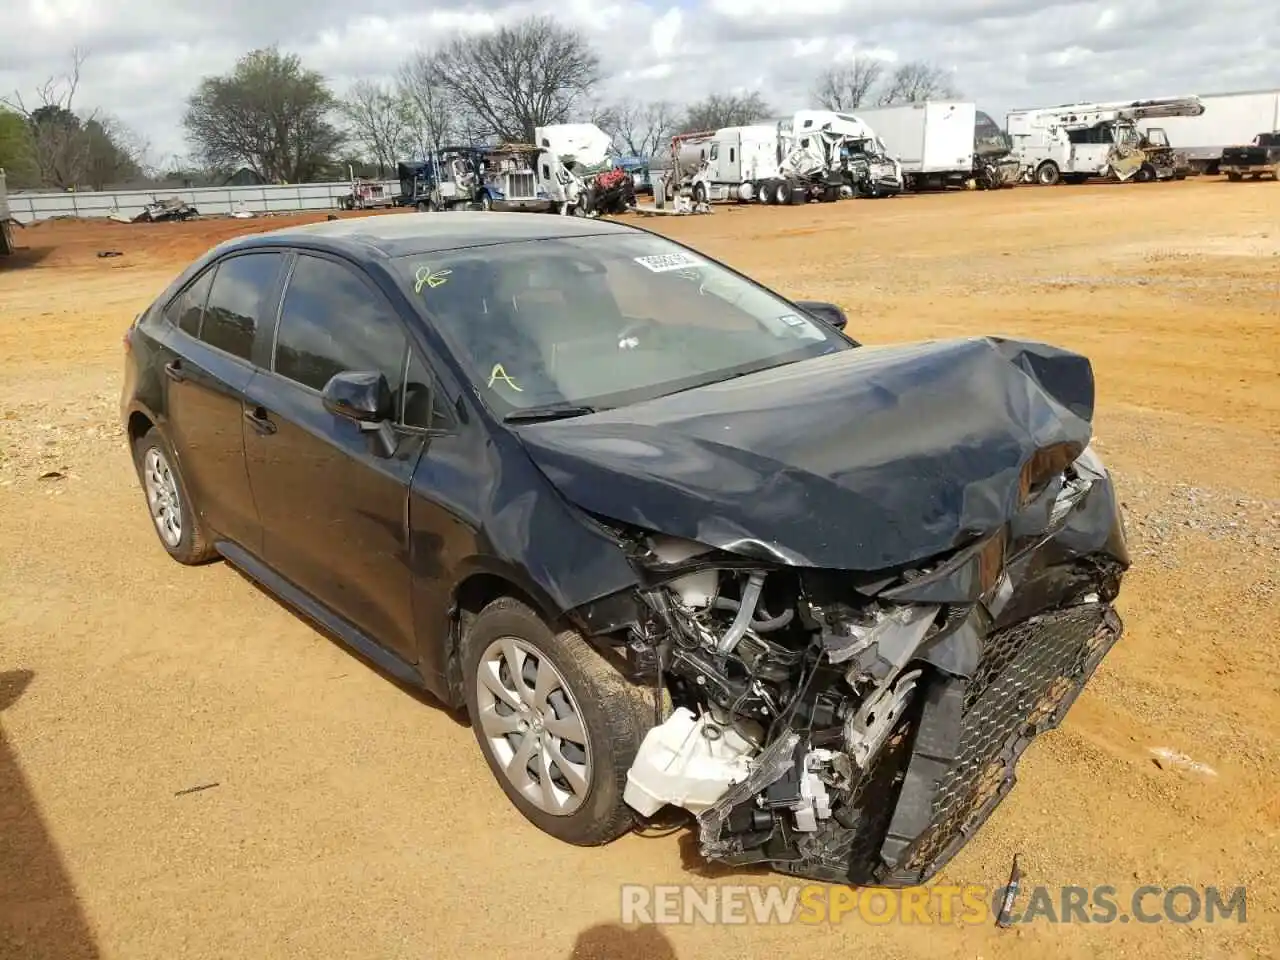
top-left (322, 370), bottom-right (393, 424)
top-left (795, 299), bottom-right (849, 331)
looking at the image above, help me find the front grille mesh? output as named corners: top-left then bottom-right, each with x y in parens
top-left (898, 604), bottom-right (1118, 875)
top-left (506, 172), bottom-right (536, 198)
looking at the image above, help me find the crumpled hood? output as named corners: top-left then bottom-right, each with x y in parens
top-left (514, 336), bottom-right (1097, 571)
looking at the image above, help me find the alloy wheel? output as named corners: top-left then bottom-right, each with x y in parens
top-left (143, 447), bottom-right (182, 548)
top-left (474, 636), bottom-right (592, 816)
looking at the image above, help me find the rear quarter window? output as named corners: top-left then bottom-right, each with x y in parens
top-left (164, 268), bottom-right (215, 337)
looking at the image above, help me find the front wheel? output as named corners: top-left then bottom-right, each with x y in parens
top-left (132, 426), bottom-right (217, 565)
top-left (692, 183), bottom-right (707, 205)
top-left (479, 192), bottom-right (493, 211)
top-left (461, 598), bottom-right (651, 846)
top-left (1036, 162), bottom-right (1061, 186)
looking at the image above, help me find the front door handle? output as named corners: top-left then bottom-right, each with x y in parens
top-left (164, 359), bottom-right (185, 382)
top-left (243, 406), bottom-right (277, 435)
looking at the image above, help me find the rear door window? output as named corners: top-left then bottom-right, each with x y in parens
top-left (201, 252), bottom-right (286, 361)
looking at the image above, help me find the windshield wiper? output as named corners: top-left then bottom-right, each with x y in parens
top-left (503, 403), bottom-right (598, 423)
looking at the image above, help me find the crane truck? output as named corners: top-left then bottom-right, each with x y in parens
top-left (1006, 96), bottom-right (1204, 185)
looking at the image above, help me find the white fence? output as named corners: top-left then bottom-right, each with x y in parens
top-left (6, 180), bottom-right (402, 224)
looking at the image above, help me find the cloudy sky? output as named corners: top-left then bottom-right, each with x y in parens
top-left (1, 0), bottom-right (1275, 167)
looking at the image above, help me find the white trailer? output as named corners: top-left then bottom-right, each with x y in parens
top-left (0, 168), bottom-right (15, 256)
top-left (847, 101), bottom-right (1018, 190)
top-left (1133, 89), bottom-right (1280, 174)
top-left (1007, 97), bottom-right (1204, 185)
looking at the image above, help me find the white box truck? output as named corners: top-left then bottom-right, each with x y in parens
top-left (1134, 89), bottom-right (1280, 174)
top-left (849, 101), bottom-right (1019, 190)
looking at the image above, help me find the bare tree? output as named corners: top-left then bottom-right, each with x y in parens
top-left (397, 51), bottom-right (456, 158)
top-left (875, 61), bottom-right (960, 106)
top-left (606, 98), bottom-right (679, 157)
top-left (678, 92), bottom-right (772, 135)
top-left (3, 47), bottom-right (100, 187)
top-left (812, 58), bottom-right (886, 111)
top-left (183, 46), bottom-right (343, 183)
top-left (424, 16), bottom-right (601, 143)
top-left (340, 79), bottom-right (410, 175)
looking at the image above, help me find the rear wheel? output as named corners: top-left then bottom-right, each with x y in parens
top-left (479, 191), bottom-right (493, 211)
top-left (692, 183), bottom-right (707, 205)
top-left (1036, 161), bottom-right (1061, 186)
top-left (132, 426), bottom-right (217, 565)
top-left (776, 180), bottom-right (793, 205)
top-left (461, 598), bottom-right (651, 846)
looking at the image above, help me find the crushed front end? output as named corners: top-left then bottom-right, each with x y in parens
top-left (613, 444), bottom-right (1129, 885)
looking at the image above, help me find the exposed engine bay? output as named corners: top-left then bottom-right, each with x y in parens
top-left (604, 443), bottom-right (1128, 885)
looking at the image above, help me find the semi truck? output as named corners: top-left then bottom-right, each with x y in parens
top-left (402, 124), bottom-right (623, 216)
top-left (848, 101), bottom-right (1021, 190)
top-left (1135, 89), bottom-right (1280, 175)
top-left (0, 168), bottom-right (15, 256)
top-left (671, 110), bottom-right (902, 205)
top-left (1006, 97), bottom-right (1204, 184)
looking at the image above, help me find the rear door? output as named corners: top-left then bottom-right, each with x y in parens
top-left (159, 250), bottom-right (287, 554)
top-left (242, 251), bottom-right (425, 662)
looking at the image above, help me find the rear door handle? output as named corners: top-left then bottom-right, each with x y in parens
top-left (164, 359), bottom-right (185, 382)
top-left (243, 406), bottom-right (277, 435)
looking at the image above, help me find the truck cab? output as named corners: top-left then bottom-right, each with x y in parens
top-left (692, 125), bottom-right (780, 203)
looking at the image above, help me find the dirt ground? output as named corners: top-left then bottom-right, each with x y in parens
top-left (1, 181), bottom-right (1277, 960)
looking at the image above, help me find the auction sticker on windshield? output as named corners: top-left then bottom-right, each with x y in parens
top-left (634, 252), bottom-right (705, 273)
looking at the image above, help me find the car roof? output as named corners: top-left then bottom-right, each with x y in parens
top-left (223, 211), bottom-right (636, 259)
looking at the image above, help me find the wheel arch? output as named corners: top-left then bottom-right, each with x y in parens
top-left (126, 408), bottom-right (157, 448)
top-left (444, 566), bottom-right (565, 710)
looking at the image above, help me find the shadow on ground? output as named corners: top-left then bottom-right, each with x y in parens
top-left (0, 669), bottom-right (100, 959)
top-left (0, 245), bottom-right (55, 269)
top-left (568, 923), bottom-right (677, 959)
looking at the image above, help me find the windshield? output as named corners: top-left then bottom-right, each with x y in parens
top-left (974, 110), bottom-right (1011, 155)
top-left (394, 233), bottom-right (851, 416)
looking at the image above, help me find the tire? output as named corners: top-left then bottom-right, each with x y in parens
top-left (759, 180), bottom-right (775, 205)
top-left (1134, 164), bottom-right (1155, 183)
top-left (132, 426), bottom-right (217, 565)
top-left (1226, 172), bottom-right (1243, 182)
top-left (777, 180), bottom-right (793, 205)
top-left (461, 597), bottom-right (651, 846)
top-left (1036, 162), bottom-right (1061, 186)
top-left (692, 183), bottom-right (707, 205)
top-left (479, 192), bottom-right (493, 211)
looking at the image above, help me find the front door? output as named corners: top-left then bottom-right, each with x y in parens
top-left (160, 251), bottom-right (288, 554)
top-left (242, 252), bottom-right (423, 663)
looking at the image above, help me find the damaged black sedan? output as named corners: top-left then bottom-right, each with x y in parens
top-left (121, 212), bottom-right (1129, 886)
